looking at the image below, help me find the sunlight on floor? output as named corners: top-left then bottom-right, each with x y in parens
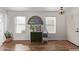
top-left (15, 44), bottom-right (30, 51)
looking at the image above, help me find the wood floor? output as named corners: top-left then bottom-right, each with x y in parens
top-left (0, 40), bottom-right (79, 51)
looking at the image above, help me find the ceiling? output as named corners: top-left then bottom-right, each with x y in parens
top-left (0, 7), bottom-right (65, 12)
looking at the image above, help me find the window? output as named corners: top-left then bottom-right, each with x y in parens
top-left (0, 14), bottom-right (4, 40)
top-left (15, 16), bottom-right (26, 33)
top-left (45, 17), bottom-right (56, 33)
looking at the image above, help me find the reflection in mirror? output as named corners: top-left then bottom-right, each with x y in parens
top-left (28, 16), bottom-right (43, 32)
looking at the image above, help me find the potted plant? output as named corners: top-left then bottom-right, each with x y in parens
top-left (30, 24), bottom-right (35, 32)
top-left (4, 31), bottom-right (13, 43)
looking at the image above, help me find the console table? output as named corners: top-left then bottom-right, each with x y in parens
top-left (31, 32), bottom-right (42, 42)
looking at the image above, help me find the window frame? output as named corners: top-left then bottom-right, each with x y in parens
top-left (15, 16), bottom-right (26, 34)
top-left (45, 17), bottom-right (56, 34)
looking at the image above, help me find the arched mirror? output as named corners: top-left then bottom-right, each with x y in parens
top-left (28, 16), bottom-right (43, 25)
top-left (28, 16), bottom-right (43, 32)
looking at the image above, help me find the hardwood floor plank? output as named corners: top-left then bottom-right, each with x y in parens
top-left (0, 40), bottom-right (79, 51)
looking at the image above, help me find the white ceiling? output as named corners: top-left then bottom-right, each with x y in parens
top-left (0, 7), bottom-right (69, 12)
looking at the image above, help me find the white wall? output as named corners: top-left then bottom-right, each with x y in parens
top-left (66, 8), bottom-right (79, 46)
top-left (7, 11), bottom-right (66, 40)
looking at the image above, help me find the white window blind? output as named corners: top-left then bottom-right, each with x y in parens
top-left (15, 16), bottom-right (26, 33)
top-left (45, 17), bottom-right (56, 33)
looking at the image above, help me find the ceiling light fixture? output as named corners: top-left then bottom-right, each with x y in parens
top-left (59, 7), bottom-right (64, 15)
